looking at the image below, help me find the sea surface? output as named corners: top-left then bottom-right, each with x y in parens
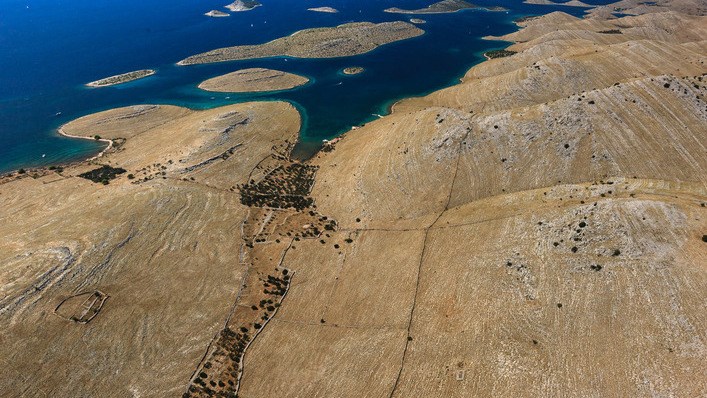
top-left (0, 0), bottom-right (613, 174)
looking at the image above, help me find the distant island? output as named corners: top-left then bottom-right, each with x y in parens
top-left (385, 0), bottom-right (478, 14)
top-left (385, 0), bottom-right (507, 14)
top-left (523, 0), bottom-right (593, 7)
top-left (410, 18), bottom-right (427, 24)
top-left (205, 10), bottom-right (230, 17)
top-left (225, 0), bottom-right (261, 12)
top-left (342, 67), bottom-right (365, 75)
top-left (198, 68), bottom-right (309, 92)
top-left (178, 21), bottom-right (424, 65)
top-left (86, 69), bottom-right (156, 88)
top-left (308, 7), bottom-right (339, 13)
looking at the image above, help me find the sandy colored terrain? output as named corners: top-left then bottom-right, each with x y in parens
top-left (0, 101), bottom-right (301, 397)
top-left (86, 69), bottom-right (155, 87)
top-left (198, 68), bottom-right (309, 93)
top-left (1, 3), bottom-right (705, 398)
top-left (177, 21), bottom-right (424, 65)
top-left (240, 8), bottom-right (707, 398)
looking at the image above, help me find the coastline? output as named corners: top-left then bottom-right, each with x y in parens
top-left (11, 11), bottom-right (537, 174)
top-left (56, 126), bottom-right (113, 161)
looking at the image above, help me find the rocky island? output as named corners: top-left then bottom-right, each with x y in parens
top-left (1, 1), bottom-right (706, 397)
top-left (524, 0), bottom-right (593, 7)
top-left (342, 67), bottom-right (365, 75)
top-left (205, 10), bottom-right (230, 17)
top-left (308, 6), bottom-right (339, 13)
top-left (177, 21), bottom-right (424, 65)
top-left (85, 69), bottom-right (155, 87)
top-left (225, 0), bottom-right (261, 12)
top-left (198, 68), bottom-right (310, 92)
top-left (385, 0), bottom-right (478, 14)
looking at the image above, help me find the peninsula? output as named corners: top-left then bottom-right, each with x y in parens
top-left (85, 69), bottom-right (155, 87)
top-left (225, 0), bottom-right (261, 12)
top-left (198, 68), bottom-right (309, 92)
top-left (177, 21), bottom-right (424, 65)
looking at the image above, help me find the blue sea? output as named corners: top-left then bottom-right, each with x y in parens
top-left (0, 0), bottom-right (612, 174)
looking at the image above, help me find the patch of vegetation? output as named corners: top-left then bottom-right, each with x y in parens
top-left (78, 165), bottom-right (126, 184)
top-left (485, 49), bottom-right (516, 59)
top-left (239, 163), bottom-right (318, 210)
top-left (514, 15), bottom-right (540, 24)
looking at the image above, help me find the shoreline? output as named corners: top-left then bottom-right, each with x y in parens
top-left (7, 11), bottom-right (532, 175)
top-left (56, 126), bottom-right (113, 161)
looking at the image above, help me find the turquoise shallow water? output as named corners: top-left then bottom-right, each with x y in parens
top-left (0, 0), bottom-right (612, 174)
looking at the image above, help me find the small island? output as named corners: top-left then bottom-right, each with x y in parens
top-left (410, 18), bottom-right (427, 24)
top-left (178, 21), bottom-right (424, 65)
top-left (342, 67), bottom-right (365, 75)
top-left (198, 68), bottom-right (310, 93)
top-left (86, 69), bottom-right (156, 88)
top-left (308, 7), bottom-right (339, 13)
top-left (523, 0), bottom-right (593, 7)
top-left (385, 0), bottom-right (477, 14)
top-left (205, 10), bottom-right (230, 17)
top-left (225, 0), bottom-right (262, 12)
